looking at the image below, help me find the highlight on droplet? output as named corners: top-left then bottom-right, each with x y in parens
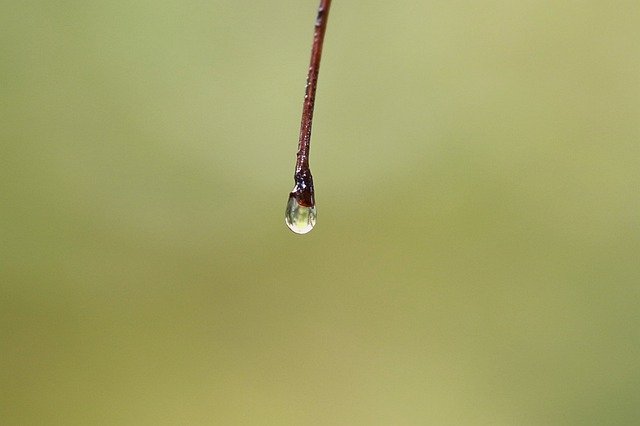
top-left (285, 195), bottom-right (316, 234)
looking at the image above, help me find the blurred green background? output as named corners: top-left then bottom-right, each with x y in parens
top-left (2, 1), bottom-right (640, 425)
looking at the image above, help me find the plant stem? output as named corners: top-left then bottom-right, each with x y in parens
top-left (292, 0), bottom-right (332, 207)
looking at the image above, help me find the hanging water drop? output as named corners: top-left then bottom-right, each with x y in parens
top-left (285, 194), bottom-right (316, 234)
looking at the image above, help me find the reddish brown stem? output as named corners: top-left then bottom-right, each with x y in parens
top-left (291, 0), bottom-right (332, 207)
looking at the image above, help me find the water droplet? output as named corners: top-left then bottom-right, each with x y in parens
top-left (285, 195), bottom-right (316, 234)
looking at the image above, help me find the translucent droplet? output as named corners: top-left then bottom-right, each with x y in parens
top-left (285, 195), bottom-right (316, 234)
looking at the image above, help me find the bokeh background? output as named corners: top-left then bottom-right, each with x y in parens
top-left (2, 1), bottom-right (640, 424)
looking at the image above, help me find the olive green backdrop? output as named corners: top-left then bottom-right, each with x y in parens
top-left (2, 1), bottom-right (639, 425)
